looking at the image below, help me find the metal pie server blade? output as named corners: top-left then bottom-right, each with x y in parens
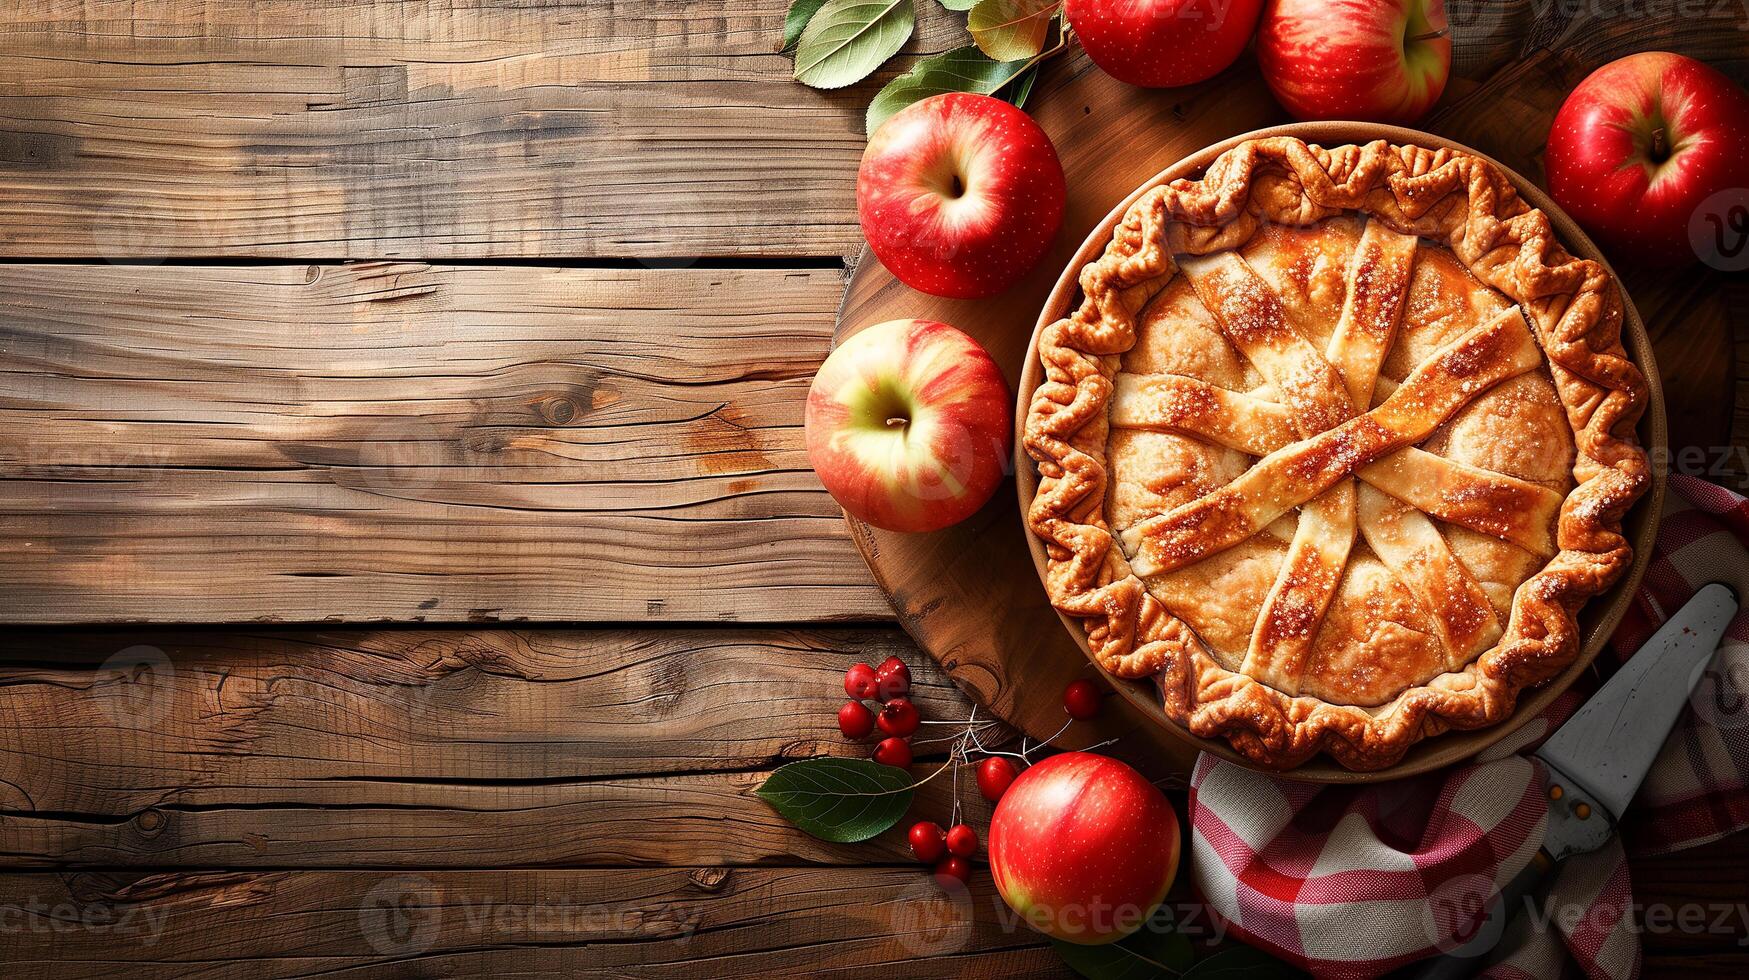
top-left (1537, 581), bottom-right (1739, 831)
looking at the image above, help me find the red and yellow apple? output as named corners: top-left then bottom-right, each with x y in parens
top-left (1546, 51), bottom-right (1749, 268)
top-left (1065, 0), bottom-right (1264, 89)
top-left (804, 319), bottom-right (1011, 533)
top-left (858, 93), bottom-right (1065, 299)
top-left (988, 752), bottom-right (1182, 944)
top-left (1257, 0), bottom-right (1452, 124)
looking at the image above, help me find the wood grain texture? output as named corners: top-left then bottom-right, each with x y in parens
top-left (0, 627), bottom-right (1034, 868)
top-left (1, 623), bottom-right (1743, 974)
top-left (0, 868), bottom-right (1071, 979)
top-left (7, 838), bottom-right (1749, 978)
top-left (0, 0), bottom-right (971, 260)
top-left (0, 262), bottom-right (888, 624)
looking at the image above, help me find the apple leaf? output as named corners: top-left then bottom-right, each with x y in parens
top-left (1004, 64), bottom-right (1039, 110)
top-left (793, 0), bottom-right (917, 90)
top-left (867, 45), bottom-right (1034, 135)
top-left (967, 0), bottom-right (1061, 62)
top-left (1180, 947), bottom-right (1307, 979)
top-left (755, 757), bottom-right (915, 843)
top-left (939, 0), bottom-right (980, 9)
top-left (1051, 907), bottom-right (1195, 980)
top-left (783, 0), bottom-right (832, 52)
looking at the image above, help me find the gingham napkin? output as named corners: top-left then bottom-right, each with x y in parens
top-left (1189, 475), bottom-right (1749, 979)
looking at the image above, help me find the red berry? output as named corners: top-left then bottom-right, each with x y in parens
top-left (877, 697), bottom-right (921, 737)
top-left (976, 757), bottom-right (1017, 801)
top-left (908, 821), bottom-right (946, 863)
top-left (875, 655), bottom-right (911, 700)
top-left (844, 662), bottom-right (878, 700)
top-left (946, 823), bottom-right (978, 857)
top-left (837, 701), bottom-right (875, 739)
top-left (934, 855), bottom-right (971, 886)
top-left (1064, 679), bottom-right (1102, 720)
top-left (873, 736), bottom-right (912, 768)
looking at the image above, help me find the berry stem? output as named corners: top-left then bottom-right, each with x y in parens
top-left (900, 701), bottom-right (1111, 793)
top-left (911, 721), bottom-right (1001, 746)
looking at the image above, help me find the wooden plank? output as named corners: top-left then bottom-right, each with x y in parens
top-left (1622, 832), bottom-right (1749, 971)
top-left (0, 1), bottom-right (1595, 263)
top-left (3, 837), bottom-right (1748, 977)
top-left (1, 625), bottom-right (1745, 971)
top-left (0, 627), bottom-right (1020, 868)
top-left (0, 0), bottom-right (972, 260)
top-left (0, 262), bottom-right (891, 624)
top-left (0, 868), bottom-right (1071, 979)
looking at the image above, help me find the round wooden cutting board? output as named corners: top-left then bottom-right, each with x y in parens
top-left (835, 55), bottom-right (1724, 782)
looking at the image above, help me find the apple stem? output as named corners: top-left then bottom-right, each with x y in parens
top-left (1650, 127), bottom-right (1669, 162)
top-left (1406, 28), bottom-right (1450, 42)
top-left (885, 416), bottom-right (908, 430)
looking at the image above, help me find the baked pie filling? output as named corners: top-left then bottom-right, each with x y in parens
top-left (1024, 137), bottom-right (1650, 770)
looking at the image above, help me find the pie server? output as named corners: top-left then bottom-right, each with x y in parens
top-left (1401, 582), bottom-right (1739, 979)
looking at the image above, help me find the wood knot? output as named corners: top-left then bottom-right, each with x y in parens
top-left (777, 739), bottom-right (817, 760)
top-left (688, 867), bottom-right (731, 892)
top-left (135, 808), bottom-right (166, 836)
top-left (538, 395), bottom-right (579, 426)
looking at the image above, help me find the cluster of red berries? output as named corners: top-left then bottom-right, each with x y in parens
top-left (837, 656), bottom-right (919, 767)
top-left (838, 655), bottom-right (1110, 888)
top-left (908, 820), bottom-right (978, 885)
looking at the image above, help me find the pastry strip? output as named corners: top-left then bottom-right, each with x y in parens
top-left (1358, 484), bottom-right (1503, 670)
top-left (1109, 374), bottom-right (1297, 455)
top-left (1325, 222), bottom-right (1420, 409)
top-left (1241, 479), bottom-right (1355, 694)
top-left (1358, 447), bottom-right (1563, 558)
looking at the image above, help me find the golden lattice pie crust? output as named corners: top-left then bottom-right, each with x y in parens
top-left (1023, 137), bottom-right (1649, 770)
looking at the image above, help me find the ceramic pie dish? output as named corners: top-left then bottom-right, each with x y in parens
top-left (1016, 122), bottom-right (1666, 778)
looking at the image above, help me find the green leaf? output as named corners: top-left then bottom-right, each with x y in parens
top-left (866, 45), bottom-right (1033, 135)
top-left (793, 0), bottom-right (917, 90)
top-left (939, 0), bottom-right (979, 10)
top-left (755, 757), bottom-right (915, 843)
top-left (1004, 64), bottom-right (1039, 110)
top-left (967, 0), bottom-right (1060, 62)
top-left (783, 0), bottom-right (832, 52)
top-left (1179, 946), bottom-right (1307, 980)
top-left (1051, 907), bottom-right (1195, 980)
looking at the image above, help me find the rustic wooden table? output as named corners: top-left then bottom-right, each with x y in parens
top-left (0, 2), bottom-right (1746, 977)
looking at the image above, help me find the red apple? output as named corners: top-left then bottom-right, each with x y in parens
top-left (1065, 0), bottom-right (1264, 89)
top-left (858, 94), bottom-right (1064, 299)
top-left (1257, 0), bottom-right (1452, 124)
top-left (988, 752), bottom-right (1181, 944)
top-left (1546, 51), bottom-right (1749, 268)
top-left (805, 319), bottom-right (1011, 533)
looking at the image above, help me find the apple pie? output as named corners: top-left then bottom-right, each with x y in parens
top-left (1023, 136), bottom-right (1650, 770)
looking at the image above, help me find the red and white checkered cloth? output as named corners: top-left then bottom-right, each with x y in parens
top-left (1190, 475), bottom-right (1749, 979)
